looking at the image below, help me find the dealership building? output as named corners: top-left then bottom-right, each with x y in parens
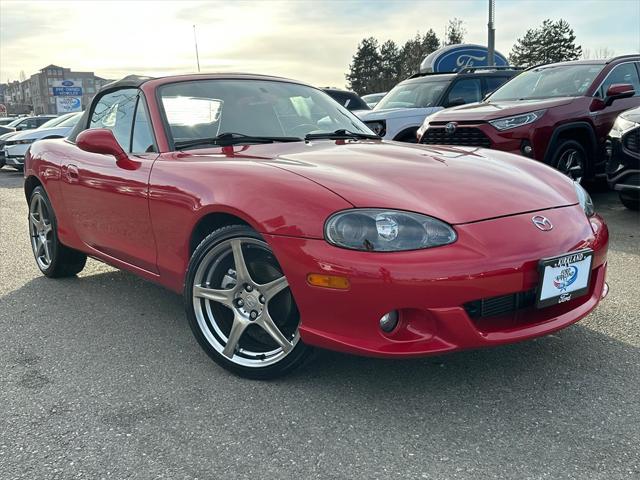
top-left (1, 64), bottom-right (111, 115)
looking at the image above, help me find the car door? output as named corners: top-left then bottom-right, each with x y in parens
top-left (592, 61), bottom-right (640, 144)
top-left (59, 88), bottom-right (160, 273)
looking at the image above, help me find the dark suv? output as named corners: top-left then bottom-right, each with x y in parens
top-left (607, 106), bottom-right (640, 210)
top-left (417, 56), bottom-right (640, 182)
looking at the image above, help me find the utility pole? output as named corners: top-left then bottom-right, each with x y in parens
top-left (193, 24), bottom-right (201, 72)
top-left (487, 0), bottom-right (496, 66)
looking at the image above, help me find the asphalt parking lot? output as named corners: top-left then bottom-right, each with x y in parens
top-left (0, 168), bottom-right (638, 480)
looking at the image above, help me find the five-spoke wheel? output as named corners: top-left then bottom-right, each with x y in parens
top-left (28, 186), bottom-right (86, 277)
top-left (185, 225), bottom-right (311, 378)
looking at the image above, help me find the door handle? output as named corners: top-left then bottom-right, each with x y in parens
top-left (64, 164), bottom-right (79, 183)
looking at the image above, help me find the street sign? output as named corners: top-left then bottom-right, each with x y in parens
top-left (420, 44), bottom-right (509, 73)
top-left (52, 80), bottom-right (83, 96)
top-left (56, 96), bottom-right (82, 113)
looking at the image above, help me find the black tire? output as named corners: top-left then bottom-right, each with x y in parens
top-left (28, 186), bottom-right (87, 278)
top-left (619, 191), bottom-right (640, 211)
top-left (550, 139), bottom-right (589, 183)
top-left (184, 224), bottom-right (312, 379)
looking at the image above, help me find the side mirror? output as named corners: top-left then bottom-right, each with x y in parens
top-left (605, 83), bottom-right (635, 106)
top-left (76, 128), bottom-right (127, 161)
top-left (16, 126), bottom-right (25, 131)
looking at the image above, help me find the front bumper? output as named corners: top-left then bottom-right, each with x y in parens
top-left (265, 205), bottom-right (608, 358)
top-left (4, 144), bottom-right (28, 166)
top-left (420, 122), bottom-right (537, 159)
top-left (606, 133), bottom-right (640, 192)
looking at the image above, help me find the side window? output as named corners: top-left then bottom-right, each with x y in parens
top-left (90, 88), bottom-right (138, 150)
top-left (484, 77), bottom-right (509, 97)
top-left (596, 63), bottom-right (640, 98)
top-left (446, 78), bottom-right (482, 105)
top-left (131, 99), bottom-right (155, 153)
top-left (25, 118), bottom-right (39, 129)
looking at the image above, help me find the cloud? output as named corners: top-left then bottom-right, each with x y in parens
top-left (1, 0), bottom-right (638, 87)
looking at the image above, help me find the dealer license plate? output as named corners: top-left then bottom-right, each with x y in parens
top-left (537, 249), bottom-right (593, 308)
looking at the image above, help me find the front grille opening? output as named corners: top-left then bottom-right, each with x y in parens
top-left (464, 289), bottom-right (537, 319)
top-left (421, 127), bottom-right (492, 148)
top-left (623, 128), bottom-right (640, 153)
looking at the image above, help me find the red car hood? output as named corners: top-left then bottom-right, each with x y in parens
top-left (431, 97), bottom-right (576, 122)
top-left (256, 140), bottom-right (577, 224)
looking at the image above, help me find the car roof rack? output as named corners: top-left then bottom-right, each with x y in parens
top-left (408, 66), bottom-right (524, 79)
top-left (457, 66), bottom-right (525, 74)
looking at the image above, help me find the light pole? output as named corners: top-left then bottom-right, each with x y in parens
top-left (488, 0), bottom-right (495, 66)
top-left (193, 24), bottom-right (201, 73)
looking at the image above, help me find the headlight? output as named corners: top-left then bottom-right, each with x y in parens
top-left (364, 120), bottom-right (386, 137)
top-left (417, 114), bottom-right (435, 140)
top-left (609, 116), bottom-right (639, 138)
top-left (325, 209), bottom-right (457, 252)
top-left (574, 182), bottom-right (594, 217)
top-left (489, 110), bottom-right (545, 131)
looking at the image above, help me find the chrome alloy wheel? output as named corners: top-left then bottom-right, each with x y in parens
top-left (192, 237), bottom-right (300, 368)
top-left (29, 193), bottom-right (53, 270)
top-left (557, 148), bottom-right (585, 183)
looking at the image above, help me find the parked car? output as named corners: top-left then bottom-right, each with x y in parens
top-left (3, 112), bottom-right (82, 171)
top-left (25, 73), bottom-right (608, 378)
top-left (418, 56), bottom-right (640, 182)
top-left (606, 106), bottom-right (640, 209)
top-left (0, 117), bottom-right (18, 126)
top-left (357, 67), bottom-right (521, 142)
top-left (0, 130), bottom-right (20, 168)
top-left (361, 92), bottom-right (387, 108)
top-left (322, 88), bottom-right (370, 111)
top-left (9, 115), bottom-right (57, 131)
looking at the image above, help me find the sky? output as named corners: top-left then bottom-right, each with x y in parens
top-left (1, 0), bottom-right (639, 88)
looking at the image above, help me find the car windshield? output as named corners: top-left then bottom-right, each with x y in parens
top-left (374, 81), bottom-right (448, 110)
top-left (159, 79), bottom-right (373, 146)
top-left (56, 112), bottom-right (83, 128)
top-left (38, 115), bottom-right (68, 129)
top-left (7, 117), bottom-right (25, 127)
top-left (488, 64), bottom-right (603, 101)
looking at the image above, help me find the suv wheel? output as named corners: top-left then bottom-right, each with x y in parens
top-left (551, 140), bottom-right (588, 183)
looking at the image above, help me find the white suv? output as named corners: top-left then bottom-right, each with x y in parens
top-left (356, 67), bottom-right (520, 142)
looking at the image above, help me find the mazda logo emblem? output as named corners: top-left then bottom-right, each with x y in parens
top-left (445, 122), bottom-right (457, 135)
top-left (532, 215), bottom-right (553, 231)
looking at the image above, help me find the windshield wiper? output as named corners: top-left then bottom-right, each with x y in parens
top-left (304, 129), bottom-right (381, 141)
top-left (174, 132), bottom-right (302, 150)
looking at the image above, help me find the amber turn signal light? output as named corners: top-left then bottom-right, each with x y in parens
top-left (307, 273), bottom-right (350, 290)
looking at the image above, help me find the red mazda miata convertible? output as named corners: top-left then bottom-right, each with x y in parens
top-left (24, 74), bottom-right (609, 378)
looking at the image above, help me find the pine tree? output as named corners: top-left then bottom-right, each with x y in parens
top-left (444, 18), bottom-right (466, 46)
top-left (379, 40), bottom-right (402, 91)
top-left (398, 30), bottom-right (442, 78)
top-left (345, 37), bottom-right (382, 95)
top-left (509, 19), bottom-right (582, 67)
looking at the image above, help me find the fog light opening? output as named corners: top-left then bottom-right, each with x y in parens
top-left (379, 310), bottom-right (399, 333)
top-left (601, 282), bottom-right (609, 299)
top-left (521, 141), bottom-right (533, 157)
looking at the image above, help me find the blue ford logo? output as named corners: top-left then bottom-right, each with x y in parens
top-left (553, 266), bottom-right (578, 291)
top-left (62, 80), bottom-right (74, 86)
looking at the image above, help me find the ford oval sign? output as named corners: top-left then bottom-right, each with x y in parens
top-left (62, 80), bottom-right (75, 86)
top-left (420, 44), bottom-right (509, 73)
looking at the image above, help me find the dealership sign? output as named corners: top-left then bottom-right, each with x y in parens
top-left (420, 44), bottom-right (509, 73)
top-left (52, 79), bottom-right (83, 96)
top-left (56, 96), bottom-right (82, 113)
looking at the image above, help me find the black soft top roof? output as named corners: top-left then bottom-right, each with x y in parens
top-left (100, 75), bottom-right (155, 92)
